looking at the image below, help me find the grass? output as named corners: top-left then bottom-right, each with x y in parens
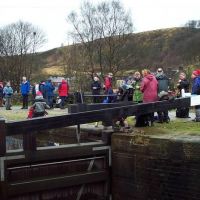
top-left (0, 106), bottom-right (67, 121)
top-left (126, 116), bottom-right (200, 136)
top-left (42, 65), bottom-right (64, 76)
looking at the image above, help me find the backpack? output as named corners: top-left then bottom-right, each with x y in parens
top-left (176, 107), bottom-right (189, 118)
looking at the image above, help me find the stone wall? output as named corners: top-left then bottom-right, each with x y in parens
top-left (112, 133), bottom-right (200, 200)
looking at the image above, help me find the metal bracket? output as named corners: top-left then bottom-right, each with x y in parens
top-left (0, 155), bottom-right (25, 181)
top-left (76, 124), bottom-right (81, 144)
top-left (93, 146), bottom-right (111, 167)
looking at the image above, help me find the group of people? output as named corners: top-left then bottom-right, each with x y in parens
top-left (1, 68), bottom-right (200, 122)
top-left (0, 77), bottom-right (69, 118)
top-left (91, 68), bottom-right (200, 127)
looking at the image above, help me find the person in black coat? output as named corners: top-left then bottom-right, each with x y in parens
top-left (156, 68), bottom-right (170, 123)
top-left (91, 76), bottom-right (101, 103)
top-left (0, 82), bottom-right (4, 107)
top-left (176, 72), bottom-right (190, 118)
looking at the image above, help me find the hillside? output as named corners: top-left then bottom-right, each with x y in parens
top-left (35, 27), bottom-right (200, 77)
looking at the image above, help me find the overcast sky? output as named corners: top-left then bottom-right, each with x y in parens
top-left (0, 0), bottom-right (200, 51)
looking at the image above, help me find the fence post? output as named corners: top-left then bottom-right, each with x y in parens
top-left (23, 131), bottom-right (37, 152)
top-left (0, 118), bottom-right (7, 199)
top-left (0, 118), bottom-right (6, 156)
top-left (102, 114), bottom-right (114, 145)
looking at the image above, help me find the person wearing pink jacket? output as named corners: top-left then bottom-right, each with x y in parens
top-left (141, 69), bottom-right (158, 103)
top-left (140, 69), bottom-right (158, 126)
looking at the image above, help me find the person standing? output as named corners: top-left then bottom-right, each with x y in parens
top-left (39, 81), bottom-right (46, 98)
top-left (125, 75), bottom-right (134, 101)
top-left (0, 82), bottom-right (4, 107)
top-left (191, 70), bottom-right (200, 122)
top-left (32, 82), bottom-right (39, 99)
top-left (156, 68), bottom-right (170, 123)
top-left (140, 69), bottom-right (158, 126)
top-left (20, 76), bottom-right (30, 109)
top-left (91, 76), bottom-right (101, 103)
top-left (104, 73), bottom-right (113, 94)
top-left (58, 79), bottom-right (69, 109)
top-left (45, 79), bottom-right (55, 108)
top-left (176, 72), bottom-right (190, 118)
top-left (132, 71), bottom-right (143, 103)
top-left (132, 71), bottom-right (144, 127)
top-left (3, 81), bottom-right (13, 110)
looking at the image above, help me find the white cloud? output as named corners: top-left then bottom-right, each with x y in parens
top-left (0, 0), bottom-right (200, 51)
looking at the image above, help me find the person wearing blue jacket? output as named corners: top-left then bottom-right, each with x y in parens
top-left (20, 76), bottom-right (30, 109)
top-left (44, 79), bottom-right (55, 108)
top-left (191, 70), bottom-right (200, 122)
top-left (3, 81), bottom-right (13, 110)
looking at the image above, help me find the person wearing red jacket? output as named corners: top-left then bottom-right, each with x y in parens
top-left (58, 79), bottom-right (69, 109)
top-left (104, 73), bottom-right (113, 94)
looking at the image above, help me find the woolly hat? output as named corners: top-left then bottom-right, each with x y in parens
top-left (192, 70), bottom-right (200, 76)
top-left (35, 91), bottom-right (43, 99)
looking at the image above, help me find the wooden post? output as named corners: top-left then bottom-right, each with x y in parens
top-left (23, 131), bottom-right (37, 152)
top-left (0, 118), bottom-right (6, 156)
top-left (0, 118), bottom-right (7, 199)
top-left (102, 114), bottom-right (114, 145)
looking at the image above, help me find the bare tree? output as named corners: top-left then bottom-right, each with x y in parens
top-left (67, 0), bottom-right (133, 77)
top-left (59, 43), bottom-right (92, 91)
top-left (97, 0), bottom-right (133, 75)
top-left (0, 20), bottom-right (46, 90)
top-left (68, 1), bottom-right (99, 74)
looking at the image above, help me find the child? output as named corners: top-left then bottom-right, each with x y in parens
top-left (3, 81), bottom-right (13, 110)
top-left (29, 91), bottom-right (50, 118)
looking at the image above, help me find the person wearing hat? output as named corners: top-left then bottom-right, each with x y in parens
top-left (30, 91), bottom-right (50, 118)
top-left (191, 69), bottom-right (200, 122)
